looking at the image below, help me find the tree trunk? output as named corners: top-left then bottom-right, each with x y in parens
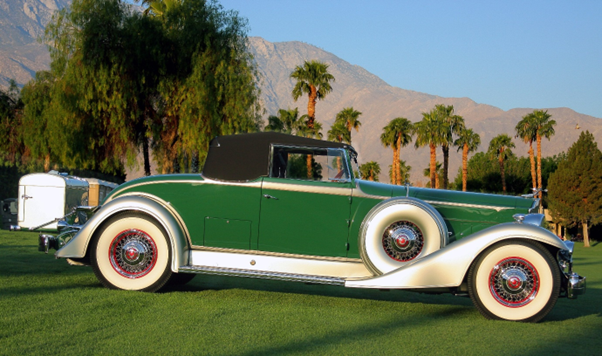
top-left (395, 134), bottom-right (401, 185)
top-left (306, 154), bottom-right (313, 179)
top-left (429, 144), bottom-right (436, 189)
top-left (499, 150), bottom-right (506, 193)
top-left (44, 154), bottom-right (50, 172)
top-left (528, 142), bottom-right (536, 192)
top-left (462, 143), bottom-right (468, 191)
top-left (536, 133), bottom-right (542, 199)
top-left (142, 137), bottom-right (151, 176)
top-left (307, 85), bottom-right (317, 129)
top-left (391, 147), bottom-right (397, 184)
top-left (442, 144), bottom-right (449, 189)
top-left (583, 221), bottom-right (590, 247)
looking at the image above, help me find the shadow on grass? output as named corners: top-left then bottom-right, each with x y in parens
top-left (236, 307), bottom-right (470, 356)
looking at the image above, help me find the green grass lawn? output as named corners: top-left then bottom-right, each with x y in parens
top-left (1, 230), bottom-right (601, 356)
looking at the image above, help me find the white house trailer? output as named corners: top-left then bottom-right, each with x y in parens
top-left (84, 178), bottom-right (119, 206)
top-left (17, 172), bottom-right (89, 231)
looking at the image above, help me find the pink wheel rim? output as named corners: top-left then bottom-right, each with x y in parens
top-left (109, 229), bottom-right (158, 279)
top-left (489, 257), bottom-right (539, 307)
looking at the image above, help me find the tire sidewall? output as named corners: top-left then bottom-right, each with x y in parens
top-left (91, 212), bottom-right (172, 291)
top-left (469, 240), bottom-right (559, 322)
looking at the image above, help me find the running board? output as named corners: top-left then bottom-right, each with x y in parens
top-left (179, 265), bottom-right (346, 286)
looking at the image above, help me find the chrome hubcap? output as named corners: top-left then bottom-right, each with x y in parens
top-left (382, 221), bottom-right (423, 262)
top-left (109, 229), bottom-right (157, 279)
top-left (489, 257), bottom-right (539, 307)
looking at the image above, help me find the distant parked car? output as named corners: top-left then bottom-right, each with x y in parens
top-left (1, 198), bottom-right (17, 230)
top-left (38, 132), bottom-right (585, 322)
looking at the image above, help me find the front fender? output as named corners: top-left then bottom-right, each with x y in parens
top-left (345, 222), bottom-right (568, 289)
top-left (55, 195), bottom-right (189, 272)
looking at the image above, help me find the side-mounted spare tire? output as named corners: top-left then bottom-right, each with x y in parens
top-left (359, 197), bottom-right (448, 275)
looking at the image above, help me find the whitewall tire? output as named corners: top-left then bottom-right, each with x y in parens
top-left (359, 198), bottom-right (448, 275)
top-left (467, 240), bottom-right (560, 322)
top-left (91, 212), bottom-right (172, 292)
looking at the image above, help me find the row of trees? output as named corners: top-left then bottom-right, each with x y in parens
top-left (0, 0), bottom-right (261, 181)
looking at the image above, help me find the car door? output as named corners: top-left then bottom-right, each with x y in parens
top-left (258, 147), bottom-right (353, 257)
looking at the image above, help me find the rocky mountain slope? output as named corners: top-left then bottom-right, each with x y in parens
top-left (249, 37), bottom-right (602, 184)
top-left (1, 1), bottom-right (600, 182)
top-left (0, 0), bottom-right (70, 87)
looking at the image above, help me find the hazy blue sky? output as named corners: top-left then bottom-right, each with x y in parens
top-left (217, 0), bottom-right (602, 118)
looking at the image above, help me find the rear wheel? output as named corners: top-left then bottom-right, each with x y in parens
top-left (467, 240), bottom-right (560, 322)
top-left (91, 212), bottom-right (172, 292)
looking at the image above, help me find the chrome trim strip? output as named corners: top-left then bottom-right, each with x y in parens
top-left (423, 200), bottom-right (513, 212)
top-left (179, 265), bottom-right (345, 286)
top-left (351, 186), bottom-right (389, 200)
top-left (189, 250), bottom-right (373, 279)
top-left (191, 245), bottom-right (362, 263)
top-left (111, 177), bottom-right (262, 194)
top-left (261, 180), bottom-right (352, 196)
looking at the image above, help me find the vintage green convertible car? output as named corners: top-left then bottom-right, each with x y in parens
top-left (39, 132), bottom-right (585, 322)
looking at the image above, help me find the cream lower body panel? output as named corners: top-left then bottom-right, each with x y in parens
top-left (188, 250), bottom-right (373, 279)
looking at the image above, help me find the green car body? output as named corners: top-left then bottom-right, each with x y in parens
top-left (105, 173), bottom-right (535, 258)
top-left (40, 132), bottom-right (584, 322)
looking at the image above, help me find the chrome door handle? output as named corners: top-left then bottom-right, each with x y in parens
top-left (263, 194), bottom-right (278, 200)
top-left (22, 194), bottom-right (33, 200)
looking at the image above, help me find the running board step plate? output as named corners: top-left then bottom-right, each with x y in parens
top-left (179, 265), bottom-right (345, 286)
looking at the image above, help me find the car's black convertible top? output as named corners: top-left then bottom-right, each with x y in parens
top-left (202, 132), bottom-right (351, 181)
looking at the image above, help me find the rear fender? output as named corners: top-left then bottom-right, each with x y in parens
top-left (55, 195), bottom-right (189, 272)
top-left (346, 223), bottom-right (568, 289)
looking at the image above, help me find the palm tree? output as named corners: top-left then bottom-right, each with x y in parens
top-left (265, 108), bottom-right (303, 135)
top-left (454, 128), bottom-right (481, 192)
top-left (360, 161), bottom-right (381, 181)
top-left (515, 113), bottom-right (538, 193)
top-left (380, 118), bottom-right (414, 185)
top-left (415, 110), bottom-right (448, 189)
top-left (422, 162), bottom-right (443, 189)
top-left (531, 110), bottom-right (557, 200)
top-left (435, 104), bottom-right (465, 189)
top-left (335, 107), bottom-right (362, 144)
top-left (138, 0), bottom-right (180, 17)
top-left (488, 134), bottom-right (516, 193)
top-left (291, 60), bottom-right (335, 131)
top-left (389, 159), bottom-right (412, 184)
top-left (327, 121), bottom-right (351, 144)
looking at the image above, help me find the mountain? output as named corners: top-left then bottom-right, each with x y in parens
top-left (1, 1), bottom-right (600, 182)
top-left (248, 37), bottom-right (602, 184)
top-left (0, 0), bottom-right (70, 88)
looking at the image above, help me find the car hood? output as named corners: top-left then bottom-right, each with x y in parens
top-left (355, 179), bottom-right (534, 210)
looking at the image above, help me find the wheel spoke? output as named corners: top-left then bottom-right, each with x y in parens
top-left (109, 229), bottom-right (158, 279)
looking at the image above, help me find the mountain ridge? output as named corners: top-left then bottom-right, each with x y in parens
top-left (248, 36), bottom-right (601, 183)
top-left (1, 2), bottom-right (600, 182)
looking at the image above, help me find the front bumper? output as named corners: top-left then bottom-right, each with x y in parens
top-left (566, 272), bottom-right (586, 299)
top-left (560, 240), bottom-right (586, 299)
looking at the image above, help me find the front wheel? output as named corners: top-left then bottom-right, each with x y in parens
top-left (91, 212), bottom-right (172, 292)
top-left (467, 240), bottom-right (560, 322)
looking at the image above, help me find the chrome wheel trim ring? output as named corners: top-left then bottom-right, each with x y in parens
top-left (382, 221), bottom-right (424, 262)
top-left (489, 257), bottom-right (539, 308)
top-left (109, 229), bottom-right (158, 279)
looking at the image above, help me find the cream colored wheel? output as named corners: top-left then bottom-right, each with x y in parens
top-left (91, 212), bottom-right (172, 292)
top-left (359, 198), bottom-right (448, 275)
top-left (468, 240), bottom-right (560, 322)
